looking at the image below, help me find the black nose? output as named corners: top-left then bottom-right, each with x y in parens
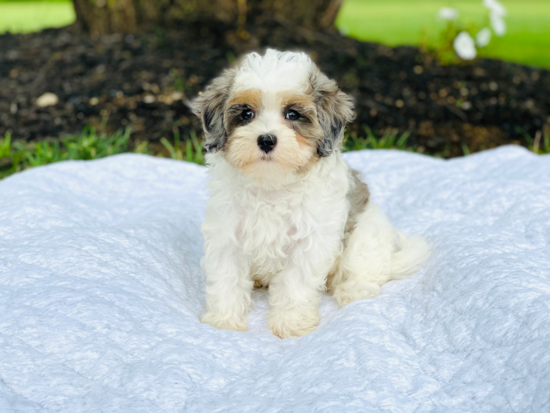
top-left (257, 134), bottom-right (277, 153)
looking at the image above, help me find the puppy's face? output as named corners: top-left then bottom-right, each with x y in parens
top-left (223, 88), bottom-right (321, 176)
top-left (193, 50), bottom-right (354, 181)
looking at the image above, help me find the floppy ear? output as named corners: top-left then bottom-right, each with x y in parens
top-left (191, 69), bottom-right (236, 153)
top-left (310, 70), bottom-right (355, 157)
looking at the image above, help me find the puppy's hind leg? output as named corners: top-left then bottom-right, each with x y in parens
top-left (331, 201), bottom-right (392, 306)
top-left (331, 201), bottom-right (430, 307)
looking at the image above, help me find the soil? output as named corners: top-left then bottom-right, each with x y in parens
top-left (1, 16), bottom-right (549, 157)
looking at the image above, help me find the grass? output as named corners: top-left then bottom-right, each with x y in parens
top-left (336, 0), bottom-right (550, 69)
top-left (2, 125), bottom-right (548, 180)
top-left (159, 130), bottom-right (205, 165)
top-left (343, 126), bottom-right (550, 157)
top-left (0, 0), bottom-right (74, 34)
top-left (343, 127), bottom-right (412, 152)
top-left (0, 127), bottom-right (131, 178)
top-left (0, 128), bottom-right (205, 179)
top-left (515, 127), bottom-right (550, 155)
top-left (343, 127), bottom-right (464, 158)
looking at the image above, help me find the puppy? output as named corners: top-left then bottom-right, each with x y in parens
top-left (192, 49), bottom-right (430, 338)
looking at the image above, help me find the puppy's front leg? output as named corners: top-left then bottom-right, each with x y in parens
top-left (201, 243), bottom-right (252, 332)
top-left (267, 241), bottom-right (337, 339)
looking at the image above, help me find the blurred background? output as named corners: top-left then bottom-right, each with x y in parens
top-left (0, 0), bottom-right (549, 177)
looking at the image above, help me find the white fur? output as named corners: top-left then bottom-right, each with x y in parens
top-left (328, 202), bottom-right (431, 307)
top-left (198, 50), bottom-right (430, 338)
top-left (234, 50), bottom-right (314, 93)
top-left (201, 151), bottom-right (430, 338)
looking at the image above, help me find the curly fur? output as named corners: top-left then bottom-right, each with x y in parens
top-left (193, 49), bottom-right (430, 338)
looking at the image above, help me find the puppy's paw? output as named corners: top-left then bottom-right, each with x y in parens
top-left (201, 312), bottom-right (248, 332)
top-left (333, 279), bottom-right (381, 307)
top-left (267, 308), bottom-right (320, 339)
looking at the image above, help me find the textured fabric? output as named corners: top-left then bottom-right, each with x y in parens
top-left (0, 147), bottom-right (549, 412)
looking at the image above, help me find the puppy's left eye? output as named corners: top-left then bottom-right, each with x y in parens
top-left (285, 110), bottom-right (301, 121)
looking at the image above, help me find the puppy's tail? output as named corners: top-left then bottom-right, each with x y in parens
top-left (389, 231), bottom-right (431, 280)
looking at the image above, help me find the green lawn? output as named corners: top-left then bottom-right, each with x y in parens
top-left (0, 0), bottom-right (548, 68)
top-left (336, 0), bottom-right (550, 69)
top-left (0, 0), bottom-right (74, 33)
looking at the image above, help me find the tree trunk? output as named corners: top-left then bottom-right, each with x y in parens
top-left (250, 0), bottom-right (344, 30)
top-left (72, 0), bottom-right (344, 36)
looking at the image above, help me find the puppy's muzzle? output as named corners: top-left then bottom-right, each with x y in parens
top-left (257, 134), bottom-right (277, 153)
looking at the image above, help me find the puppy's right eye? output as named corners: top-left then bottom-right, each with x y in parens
top-left (241, 109), bottom-right (254, 121)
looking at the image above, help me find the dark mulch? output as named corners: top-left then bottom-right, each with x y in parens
top-left (1, 17), bottom-right (549, 157)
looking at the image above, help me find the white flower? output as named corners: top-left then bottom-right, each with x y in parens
top-left (483, 0), bottom-right (506, 36)
top-left (476, 28), bottom-right (492, 47)
top-left (490, 13), bottom-right (506, 36)
top-left (438, 7), bottom-right (459, 21)
top-left (454, 32), bottom-right (477, 60)
top-left (483, 0), bottom-right (507, 16)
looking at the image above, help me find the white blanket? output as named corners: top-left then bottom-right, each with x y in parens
top-left (1, 147), bottom-right (549, 412)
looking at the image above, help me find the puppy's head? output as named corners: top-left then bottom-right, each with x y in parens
top-left (192, 49), bottom-right (354, 180)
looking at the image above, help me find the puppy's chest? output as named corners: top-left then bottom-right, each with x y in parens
top-left (236, 191), bottom-right (303, 256)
